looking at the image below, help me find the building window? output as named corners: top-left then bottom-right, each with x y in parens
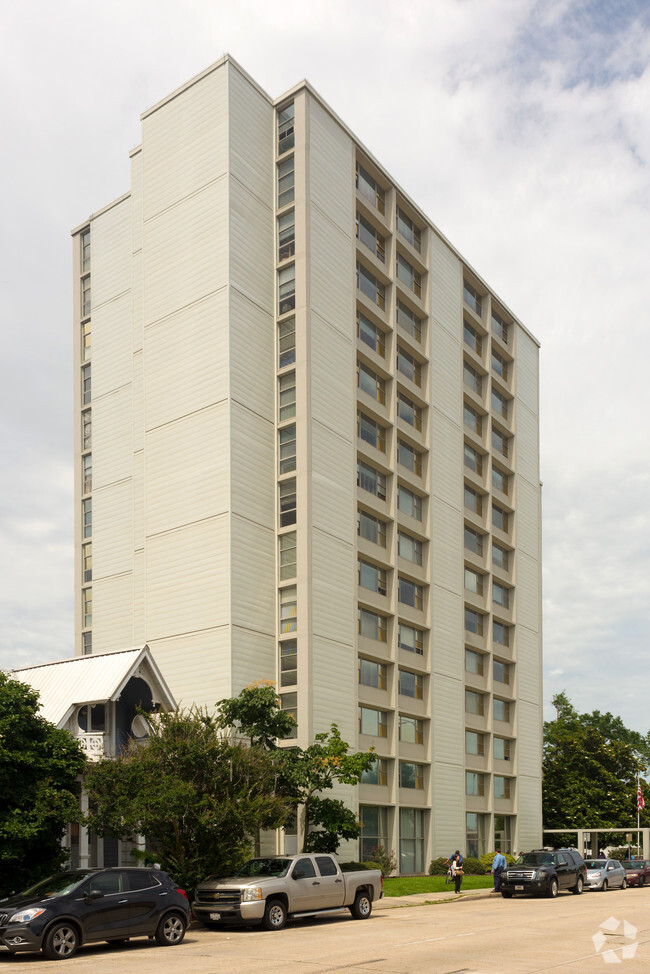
top-left (81, 229), bottom-right (90, 272)
top-left (397, 485), bottom-right (422, 521)
top-left (278, 264), bottom-right (296, 316)
top-left (493, 583), bottom-right (510, 609)
top-left (398, 532), bottom-right (422, 565)
top-left (357, 212), bottom-right (386, 262)
top-left (464, 404), bottom-right (482, 436)
top-left (494, 776), bottom-right (511, 800)
top-left (493, 659), bottom-right (510, 684)
top-left (82, 276), bottom-right (91, 317)
top-left (464, 525), bottom-right (484, 556)
top-left (464, 361), bottom-right (482, 394)
top-left (277, 101), bottom-right (295, 155)
top-left (465, 608), bottom-right (483, 636)
top-left (357, 262), bottom-right (385, 310)
top-left (467, 812), bottom-right (488, 859)
top-left (464, 485), bottom-right (483, 516)
top-left (82, 320), bottom-right (91, 361)
top-left (466, 771), bottom-right (485, 796)
top-left (493, 621), bottom-right (510, 647)
top-left (82, 410), bottom-right (92, 451)
top-left (82, 498), bottom-right (92, 538)
top-left (492, 504), bottom-right (508, 532)
top-left (278, 316), bottom-right (296, 368)
top-left (359, 560), bottom-right (387, 595)
top-left (356, 163), bottom-right (385, 214)
top-left (464, 444), bottom-right (482, 476)
top-left (492, 542), bottom-right (509, 570)
top-left (358, 608), bottom-right (388, 642)
top-left (399, 715), bottom-right (424, 744)
top-left (396, 207), bottom-right (421, 252)
top-left (280, 692), bottom-right (297, 738)
top-left (359, 658), bottom-right (387, 690)
top-left (464, 569), bottom-right (483, 596)
top-left (82, 364), bottom-right (91, 405)
top-left (279, 424), bottom-right (296, 474)
top-left (396, 300), bottom-right (422, 341)
top-left (397, 392), bottom-right (422, 431)
top-left (397, 440), bottom-right (422, 476)
top-left (358, 510), bottom-right (386, 546)
top-left (400, 808), bottom-right (425, 873)
top-left (279, 479), bottom-right (296, 526)
top-left (398, 669), bottom-right (423, 699)
top-left (494, 698), bottom-right (510, 722)
top-left (358, 362), bottom-right (385, 404)
top-left (465, 689), bottom-right (484, 716)
top-left (82, 587), bottom-right (92, 628)
top-left (360, 805), bottom-right (389, 861)
top-left (278, 371), bottom-right (296, 422)
top-left (278, 209), bottom-right (295, 262)
top-left (82, 543), bottom-right (92, 583)
top-left (494, 737), bottom-right (511, 761)
top-left (396, 346), bottom-right (421, 386)
top-left (357, 311), bottom-right (385, 357)
top-left (359, 706), bottom-right (388, 737)
top-left (398, 623), bottom-right (424, 655)
top-left (465, 648), bottom-right (484, 675)
top-left (374, 404), bottom-right (397, 451)
top-left (491, 387), bottom-right (508, 418)
top-left (279, 532), bottom-right (297, 580)
top-left (277, 156), bottom-right (295, 208)
top-left (82, 631), bottom-right (92, 655)
top-left (279, 585), bottom-right (297, 633)
top-left (361, 758), bottom-right (388, 786)
top-left (463, 281), bottom-right (482, 316)
top-left (398, 577), bottom-right (423, 610)
top-left (492, 465), bottom-right (509, 494)
top-left (357, 460), bottom-right (386, 500)
top-left (466, 731), bottom-right (485, 756)
top-left (491, 350), bottom-right (508, 380)
top-left (491, 310), bottom-right (509, 344)
top-left (280, 639), bottom-right (298, 687)
top-left (400, 762), bottom-right (424, 790)
top-left (463, 319), bottom-right (482, 355)
top-left (491, 426), bottom-right (509, 458)
top-left (82, 454), bottom-right (92, 494)
top-left (396, 254), bottom-right (421, 299)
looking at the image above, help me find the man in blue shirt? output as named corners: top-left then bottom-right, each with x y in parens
top-left (492, 848), bottom-right (507, 891)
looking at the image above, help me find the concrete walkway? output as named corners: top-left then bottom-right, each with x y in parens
top-left (376, 884), bottom-right (497, 909)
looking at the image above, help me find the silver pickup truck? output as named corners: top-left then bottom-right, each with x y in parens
top-left (192, 853), bottom-right (383, 930)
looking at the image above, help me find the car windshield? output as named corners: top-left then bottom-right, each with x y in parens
top-left (13, 872), bottom-right (96, 900)
top-left (585, 860), bottom-right (606, 869)
top-left (516, 853), bottom-right (554, 866)
top-left (233, 858), bottom-right (292, 878)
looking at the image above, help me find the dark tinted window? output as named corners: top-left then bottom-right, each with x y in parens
top-left (315, 856), bottom-right (338, 877)
top-left (293, 858), bottom-right (316, 879)
top-left (89, 872), bottom-right (122, 895)
top-left (125, 869), bottom-right (160, 891)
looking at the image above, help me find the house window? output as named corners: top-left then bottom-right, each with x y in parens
top-left (359, 706), bottom-right (388, 737)
top-left (397, 392), bottom-right (422, 431)
top-left (464, 361), bottom-right (482, 394)
top-left (466, 731), bottom-right (485, 756)
top-left (492, 465), bottom-right (508, 494)
top-left (400, 762), bottom-right (424, 790)
top-left (491, 350), bottom-right (508, 380)
top-left (82, 320), bottom-right (91, 361)
top-left (359, 658), bottom-right (387, 690)
top-left (491, 426), bottom-right (509, 458)
top-left (398, 577), bottom-right (423, 610)
top-left (464, 404), bottom-right (482, 436)
top-left (493, 659), bottom-right (510, 684)
top-left (463, 319), bottom-right (482, 355)
top-left (465, 648), bottom-right (484, 675)
top-left (361, 758), bottom-right (388, 786)
top-left (491, 310), bottom-right (509, 344)
top-left (396, 253), bottom-right (421, 298)
top-left (494, 698), bottom-right (510, 722)
top-left (493, 583), bottom-right (510, 609)
top-left (280, 692), bottom-right (297, 738)
top-left (492, 504), bottom-right (508, 532)
top-left (494, 737), bottom-right (511, 761)
top-left (358, 412), bottom-right (386, 452)
top-left (399, 715), bottom-right (424, 744)
top-left (396, 300), bottom-right (422, 341)
top-left (357, 262), bottom-right (386, 310)
top-left (398, 669), bottom-right (423, 699)
top-left (464, 525), bottom-right (484, 556)
top-left (279, 479), bottom-right (297, 526)
top-left (491, 387), bottom-right (508, 418)
top-left (356, 163), bottom-right (385, 214)
top-left (278, 317), bottom-right (296, 368)
top-left (82, 275), bottom-right (91, 316)
top-left (277, 101), bottom-right (295, 154)
top-left (398, 532), bottom-right (422, 565)
top-left (464, 485), bottom-right (483, 516)
top-left (82, 631), bottom-right (92, 655)
top-left (357, 311), bottom-right (385, 357)
top-left (397, 346), bottom-right (421, 386)
top-left (278, 371), bottom-right (296, 422)
top-left (356, 213), bottom-right (385, 262)
top-left (82, 410), bottom-right (92, 451)
top-left (465, 608), bottom-right (483, 636)
top-left (466, 771), bottom-right (484, 796)
top-left (396, 207), bottom-right (421, 252)
top-left (359, 560), bottom-right (387, 595)
top-left (277, 156), bottom-right (295, 208)
top-left (278, 209), bottom-right (295, 262)
top-left (358, 362), bottom-right (385, 404)
top-left (463, 281), bottom-right (482, 316)
top-left (464, 569), bottom-right (483, 596)
top-left (358, 608), bottom-right (388, 642)
top-left (464, 444), bottom-right (482, 476)
top-left (494, 776), bottom-right (511, 799)
top-left (357, 460), bottom-right (386, 500)
top-left (492, 542), bottom-right (509, 570)
top-left (398, 623), bottom-right (424, 655)
top-left (397, 485), bottom-right (422, 521)
top-left (82, 498), bottom-right (92, 538)
top-left (358, 510), bottom-right (386, 546)
top-left (493, 621), bottom-right (510, 646)
top-left (82, 587), bottom-right (92, 628)
top-left (81, 229), bottom-right (90, 272)
top-left (82, 543), bottom-right (92, 583)
top-left (82, 454), bottom-right (92, 494)
top-left (280, 639), bottom-right (298, 687)
top-left (82, 364), bottom-right (91, 405)
top-left (278, 265), bottom-right (296, 315)
top-left (279, 424), bottom-right (296, 474)
top-left (465, 690), bottom-right (484, 716)
top-left (279, 532), bottom-right (297, 580)
top-left (397, 440), bottom-right (422, 476)
top-left (279, 585), bottom-right (297, 633)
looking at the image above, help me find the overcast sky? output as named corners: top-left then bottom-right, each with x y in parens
top-left (1, 0), bottom-right (649, 731)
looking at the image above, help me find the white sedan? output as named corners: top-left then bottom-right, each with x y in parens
top-left (584, 859), bottom-right (627, 891)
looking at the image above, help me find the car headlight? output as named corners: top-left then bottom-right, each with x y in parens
top-left (8, 908), bottom-right (46, 923)
top-left (241, 887), bottom-right (262, 902)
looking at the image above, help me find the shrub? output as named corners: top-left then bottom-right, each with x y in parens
top-left (340, 861), bottom-right (375, 872)
top-left (608, 846), bottom-right (640, 861)
top-left (428, 857), bottom-right (450, 876)
top-left (367, 845), bottom-right (397, 877)
top-left (460, 856), bottom-right (485, 875)
top-left (479, 851), bottom-right (516, 872)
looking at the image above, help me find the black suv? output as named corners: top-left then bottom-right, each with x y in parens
top-left (0, 867), bottom-right (190, 960)
top-left (500, 849), bottom-right (586, 898)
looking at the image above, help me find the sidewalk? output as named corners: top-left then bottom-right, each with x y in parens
top-left (375, 885), bottom-right (497, 909)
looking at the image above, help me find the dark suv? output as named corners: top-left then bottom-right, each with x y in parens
top-left (0, 867), bottom-right (190, 960)
top-left (500, 849), bottom-right (586, 898)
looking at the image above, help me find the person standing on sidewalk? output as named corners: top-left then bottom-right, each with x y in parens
top-left (451, 853), bottom-right (464, 894)
top-left (491, 849), bottom-right (507, 892)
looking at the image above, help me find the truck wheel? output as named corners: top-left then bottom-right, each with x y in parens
top-left (43, 923), bottom-right (79, 960)
top-left (350, 890), bottom-right (372, 919)
top-left (546, 878), bottom-right (559, 898)
top-left (500, 890), bottom-right (513, 898)
top-left (571, 877), bottom-right (584, 895)
top-left (262, 899), bottom-right (287, 931)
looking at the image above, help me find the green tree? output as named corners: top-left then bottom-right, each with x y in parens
top-left (0, 673), bottom-right (87, 896)
top-left (543, 692), bottom-right (649, 838)
top-left (84, 707), bottom-right (290, 894)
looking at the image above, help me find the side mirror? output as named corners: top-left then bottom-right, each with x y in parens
top-left (86, 889), bottom-right (104, 902)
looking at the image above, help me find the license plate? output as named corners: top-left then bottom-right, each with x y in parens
top-left (515, 885), bottom-right (524, 891)
top-left (209, 913), bottom-right (221, 920)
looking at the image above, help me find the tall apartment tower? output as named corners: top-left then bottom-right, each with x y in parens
top-left (72, 56), bottom-right (542, 869)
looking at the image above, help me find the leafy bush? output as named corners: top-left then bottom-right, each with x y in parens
top-left (428, 857), bottom-right (450, 875)
top-left (609, 846), bottom-right (640, 861)
top-left (460, 856), bottom-right (485, 875)
top-left (340, 861), bottom-right (375, 872)
top-left (479, 851), bottom-right (516, 872)
top-left (367, 845), bottom-right (397, 877)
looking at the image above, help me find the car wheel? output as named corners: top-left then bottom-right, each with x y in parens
top-left (501, 890), bottom-right (513, 898)
top-left (155, 912), bottom-right (186, 946)
top-left (262, 899), bottom-right (287, 931)
top-left (43, 922), bottom-right (79, 960)
top-left (571, 876), bottom-right (584, 895)
top-left (639, 876), bottom-right (646, 888)
top-left (602, 880), bottom-right (608, 892)
top-left (350, 891), bottom-right (372, 919)
top-left (621, 878), bottom-right (627, 890)
top-left (546, 878), bottom-right (559, 898)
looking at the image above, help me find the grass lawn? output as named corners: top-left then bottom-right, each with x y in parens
top-left (383, 874), bottom-right (494, 896)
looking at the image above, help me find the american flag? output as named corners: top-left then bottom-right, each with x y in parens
top-left (638, 781), bottom-right (645, 813)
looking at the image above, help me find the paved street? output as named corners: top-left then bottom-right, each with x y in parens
top-left (2, 886), bottom-right (649, 972)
